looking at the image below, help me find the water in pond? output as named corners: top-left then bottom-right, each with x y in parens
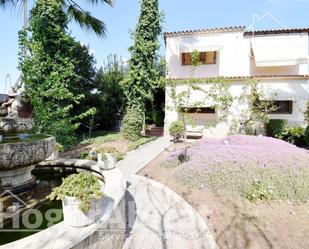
top-left (0, 169), bottom-right (73, 245)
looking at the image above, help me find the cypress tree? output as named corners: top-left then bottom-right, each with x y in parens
top-left (122, 0), bottom-right (162, 140)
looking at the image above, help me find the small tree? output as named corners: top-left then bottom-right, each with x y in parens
top-left (94, 55), bottom-right (126, 129)
top-left (122, 0), bottom-right (162, 140)
top-left (232, 79), bottom-right (277, 135)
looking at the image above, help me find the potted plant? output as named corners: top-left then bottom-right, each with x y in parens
top-left (169, 121), bottom-right (185, 141)
top-left (47, 172), bottom-right (105, 227)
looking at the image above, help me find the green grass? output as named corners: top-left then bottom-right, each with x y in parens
top-left (128, 136), bottom-right (156, 151)
top-left (77, 131), bottom-right (156, 161)
top-left (173, 165), bottom-right (309, 203)
top-left (79, 131), bottom-right (122, 145)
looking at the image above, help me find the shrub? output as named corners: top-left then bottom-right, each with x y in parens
top-left (305, 126), bottom-right (309, 146)
top-left (169, 121), bottom-right (185, 140)
top-left (122, 105), bottom-right (144, 141)
top-left (245, 180), bottom-right (274, 202)
top-left (152, 110), bottom-right (164, 127)
top-left (266, 119), bottom-right (288, 137)
top-left (278, 126), bottom-right (305, 146)
top-left (47, 172), bottom-right (104, 212)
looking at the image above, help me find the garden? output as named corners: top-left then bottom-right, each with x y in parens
top-left (139, 134), bottom-right (309, 249)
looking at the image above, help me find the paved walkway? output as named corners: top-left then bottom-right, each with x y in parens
top-left (116, 136), bottom-right (171, 176)
top-left (114, 136), bottom-right (218, 249)
top-left (124, 176), bottom-right (218, 249)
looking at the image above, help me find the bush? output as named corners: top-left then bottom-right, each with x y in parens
top-left (278, 126), bottom-right (305, 146)
top-left (47, 172), bottom-right (104, 212)
top-left (169, 121), bottom-right (185, 140)
top-left (305, 126), bottom-right (309, 146)
top-left (152, 110), bottom-right (164, 127)
top-left (266, 119), bottom-right (288, 137)
top-left (122, 105), bottom-right (144, 141)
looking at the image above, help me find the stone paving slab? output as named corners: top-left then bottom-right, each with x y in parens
top-left (124, 175), bottom-right (218, 249)
top-left (116, 137), bottom-right (171, 176)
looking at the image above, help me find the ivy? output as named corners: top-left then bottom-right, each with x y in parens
top-left (19, 0), bottom-right (91, 148)
top-left (122, 0), bottom-right (162, 140)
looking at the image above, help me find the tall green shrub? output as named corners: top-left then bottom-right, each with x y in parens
top-left (305, 126), bottom-right (309, 146)
top-left (266, 119), bottom-right (288, 138)
top-left (122, 104), bottom-right (144, 141)
top-left (122, 0), bottom-right (162, 140)
top-left (19, 0), bottom-right (88, 147)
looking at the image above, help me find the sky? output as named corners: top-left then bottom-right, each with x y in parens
top-left (0, 0), bottom-right (309, 92)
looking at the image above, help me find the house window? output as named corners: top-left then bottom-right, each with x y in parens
top-left (181, 51), bottom-right (217, 66)
top-left (271, 101), bottom-right (293, 114)
top-left (181, 107), bottom-right (216, 114)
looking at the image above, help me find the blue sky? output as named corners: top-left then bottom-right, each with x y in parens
top-left (0, 0), bottom-right (308, 92)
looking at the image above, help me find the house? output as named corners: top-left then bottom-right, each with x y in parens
top-left (164, 26), bottom-right (309, 137)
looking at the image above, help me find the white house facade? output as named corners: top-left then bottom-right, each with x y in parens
top-left (164, 26), bottom-right (309, 137)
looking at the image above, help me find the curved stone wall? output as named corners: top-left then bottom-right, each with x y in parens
top-left (0, 167), bottom-right (127, 249)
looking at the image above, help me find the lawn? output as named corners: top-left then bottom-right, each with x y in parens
top-left (60, 131), bottom-right (156, 161)
top-left (139, 135), bottom-right (309, 249)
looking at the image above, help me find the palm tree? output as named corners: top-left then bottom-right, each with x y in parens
top-left (0, 0), bottom-right (113, 37)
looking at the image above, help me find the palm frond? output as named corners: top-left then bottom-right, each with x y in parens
top-left (0, 0), bottom-right (17, 8)
top-left (84, 0), bottom-right (113, 6)
top-left (67, 5), bottom-right (107, 37)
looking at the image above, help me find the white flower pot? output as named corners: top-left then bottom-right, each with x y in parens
top-left (98, 153), bottom-right (116, 170)
top-left (62, 187), bottom-right (105, 227)
top-left (104, 153), bottom-right (116, 170)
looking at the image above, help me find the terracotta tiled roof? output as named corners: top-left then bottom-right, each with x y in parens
top-left (244, 28), bottom-right (309, 36)
top-left (164, 26), bottom-right (309, 38)
top-left (164, 26), bottom-right (246, 37)
top-left (168, 75), bottom-right (309, 81)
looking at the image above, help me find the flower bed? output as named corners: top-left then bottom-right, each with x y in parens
top-left (165, 135), bottom-right (309, 202)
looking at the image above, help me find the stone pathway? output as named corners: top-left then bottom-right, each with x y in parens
top-left (116, 136), bottom-right (171, 176)
top-left (124, 176), bottom-right (218, 249)
top-left (114, 136), bottom-right (218, 249)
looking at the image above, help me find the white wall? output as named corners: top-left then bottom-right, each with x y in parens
top-left (166, 31), bottom-right (251, 79)
top-left (166, 31), bottom-right (309, 79)
top-left (164, 79), bottom-right (309, 137)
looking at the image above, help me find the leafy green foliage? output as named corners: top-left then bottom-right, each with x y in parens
top-left (1, 0), bottom-right (112, 37)
top-left (305, 101), bottom-right (309, 123)
top-left (48, 172), bottom-right (104, 212)
top-left (278, 126), bottom-right (305, 146)
top-left (19, 0), bottom-right (94, 148)
top-left (122, 104), bottom-right (145, 141)
top-left (169, 121), bottom-right (185, 140)
top-left (92, 55), bottom-right (126, 129)
top-left (232, 80), bottom-right (277, 134)
top-left (266, 119), bottom-right (288, 138)
top-left (122, 0), bottom-right (162, 139)
top-left (245, 180), bottom-right (274, 202)
top-left (305, 126), bottom-right (309, 146)
top-left (151, 110), bottom-right (164, 127)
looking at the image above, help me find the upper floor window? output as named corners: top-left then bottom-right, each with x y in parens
top-left (271, 101), bottom-right (293, 114)
top-left (181, 51), bottom-right (217, 66)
